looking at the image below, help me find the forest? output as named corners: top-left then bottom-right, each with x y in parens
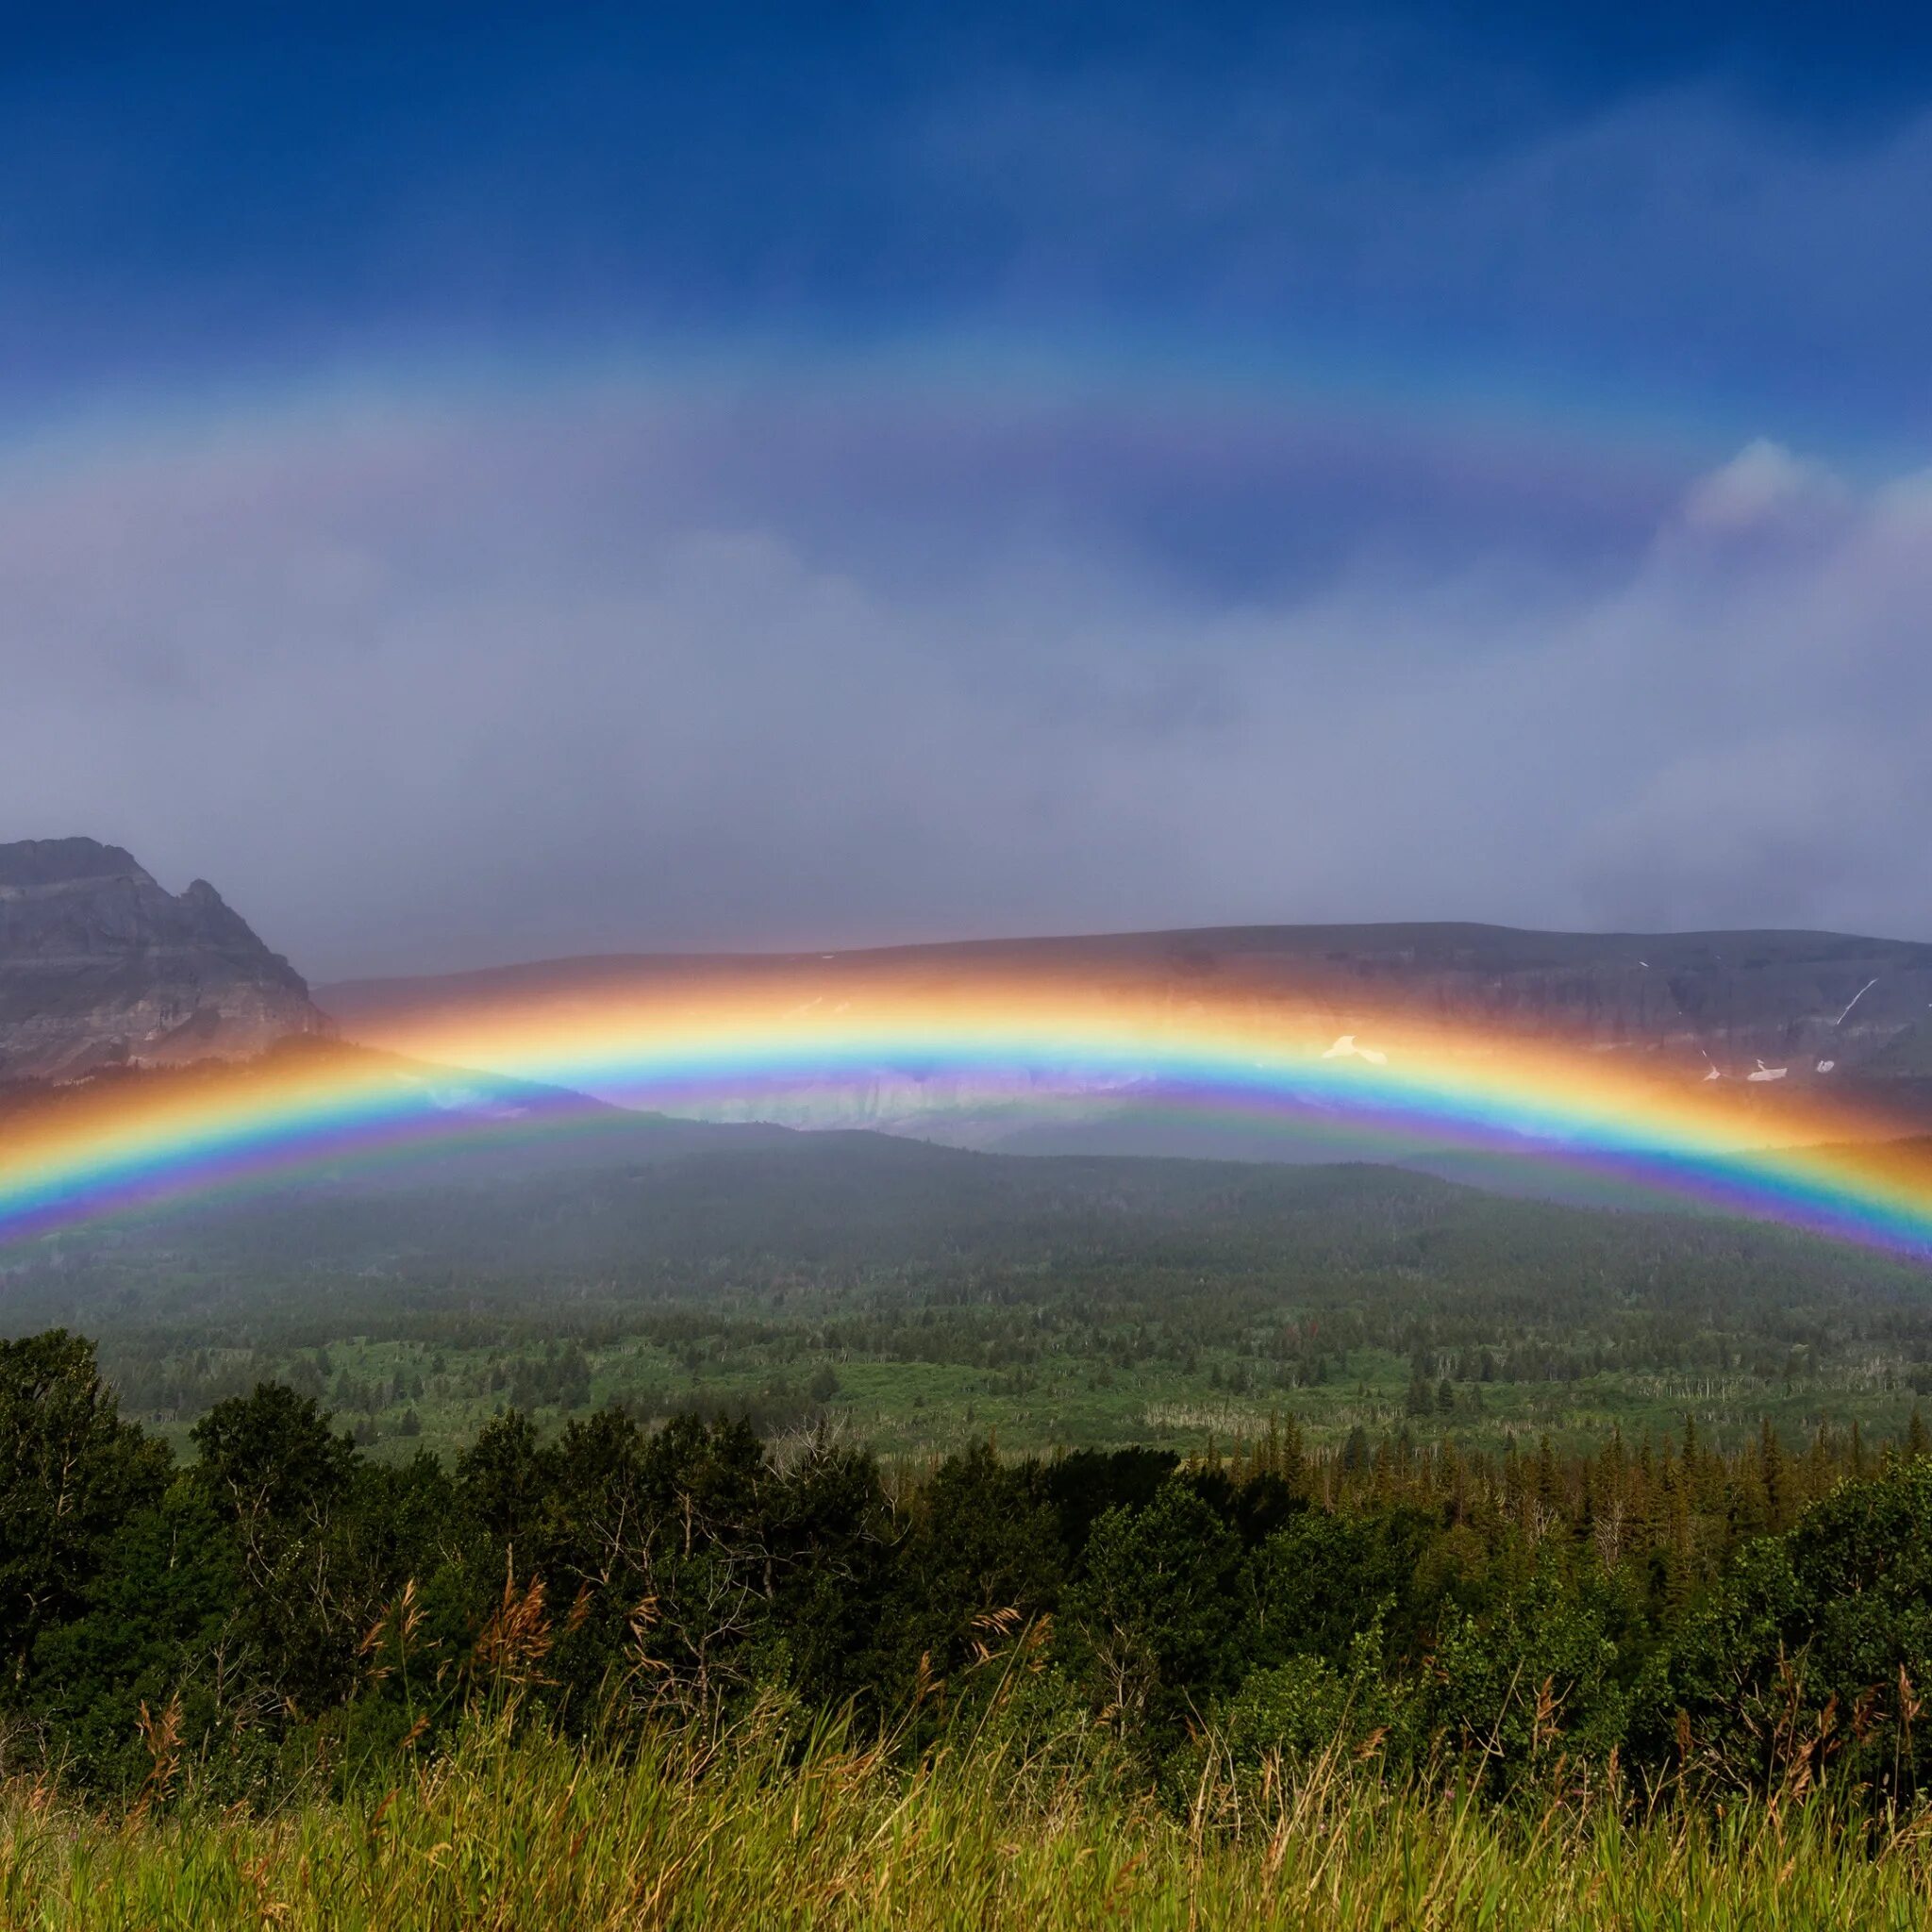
top-left (11, 1136), bottom-right (1932, 1466)
top-left (9, 1320), bottom-right (1932, 1811)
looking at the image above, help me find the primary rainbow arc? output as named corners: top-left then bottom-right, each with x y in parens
top-left (2, 983), bottom-right (1930, 1257)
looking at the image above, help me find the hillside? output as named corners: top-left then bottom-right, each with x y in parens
top-left (320, 921), bottom-right (1932, 1144)
top-left (17, 1129), bottom-right (1932, 1463)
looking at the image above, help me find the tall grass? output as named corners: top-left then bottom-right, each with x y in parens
top-left (5, 1712), bottom-right (1932, 1929)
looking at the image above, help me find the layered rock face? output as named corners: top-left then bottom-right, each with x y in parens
top-left (325, 922), bottom-right (1932, 1088)
top-left (1055, 923), bottom-right (1932, 1083)
top-left (0, 838), bottom-right (327, 1080)
top-left (323, 921), bottom-right (1932, 1149)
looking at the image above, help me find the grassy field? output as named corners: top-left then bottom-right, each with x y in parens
top-left (5, 1715), bottom-right (1932, 1930)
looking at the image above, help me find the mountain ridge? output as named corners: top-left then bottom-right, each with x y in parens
top-left (321, 917), bottom-right (1932, 989)
top-left (0, 837), bottom-right (327, 1080)
top-left (319, 921), bottom-right (1932, 1132)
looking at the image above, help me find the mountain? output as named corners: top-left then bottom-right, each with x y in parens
top-left (0, 838), bottom-right (328, 1080)
top-left (320, 922), bottom-right (1932, 1146)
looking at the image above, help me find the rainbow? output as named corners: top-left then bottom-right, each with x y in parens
top-left (3, 974), bottom-right (1932, 1258)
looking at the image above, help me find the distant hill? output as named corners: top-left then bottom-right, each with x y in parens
top-left (320, 922), bottom-right (1932, 1146)
top-left (14, 1128), bottom-right (1927, 1345)
top-left (0, 838), bottom-right (327, 1080)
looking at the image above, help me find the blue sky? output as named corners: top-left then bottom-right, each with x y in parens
top-left (6, 3), bottom-right (1931, 971)
top-left (8, 1), bottom-right (1931, 441)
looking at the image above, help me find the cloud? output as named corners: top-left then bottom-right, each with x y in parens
top-left (1680, 440), bottom-right (1847, 534)
top-left (0, 386), bottom-right (1928, 975)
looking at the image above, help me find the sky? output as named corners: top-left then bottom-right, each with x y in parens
top-left (5, 0), bottom-right (1932, 978)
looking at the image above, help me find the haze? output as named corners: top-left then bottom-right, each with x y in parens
top-left (5, 4), bottom-right (1929, 977)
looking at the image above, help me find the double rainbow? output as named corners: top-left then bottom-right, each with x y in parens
top-left (2, 976), bottom-right (1930, 1256)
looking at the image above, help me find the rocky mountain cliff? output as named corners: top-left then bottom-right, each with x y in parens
top-left (0, 838), bottom-right (327, 1080)
top-left (323, 921), bottom-right (1932, 1141)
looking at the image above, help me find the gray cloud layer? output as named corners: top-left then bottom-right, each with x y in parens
top-left (2, 385), bottom-right (1927, 979)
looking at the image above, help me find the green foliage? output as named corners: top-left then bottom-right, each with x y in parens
top-left (8, 1141), bottom-right (1932, 1921)
top-left (1252, 1507), bottom-right (1430, 1666)
top-left (1667, 1456), bottom-right (1932, 1803)
top-left (1426, 1562), bottom-right (1625, 1785)
top-left (14, 1322), bottom-right (1932, 1840)
top-left (192, 1382), bottom-right (356, 1528)
top-left (0, 1331), bottom-right (167, 1689)
top-left (1064, 1479), bottom-right (1249, 1750)
top-left (25, 1480), bottom-right (242, 1795)
top-left (1217, 1652), bottom-right (1355, 1764)
top-left (876, 1441), bottom-right (1061, 1708)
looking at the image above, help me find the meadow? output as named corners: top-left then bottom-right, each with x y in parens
top-left (8, 1715), bottom-right (1932, 1929)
